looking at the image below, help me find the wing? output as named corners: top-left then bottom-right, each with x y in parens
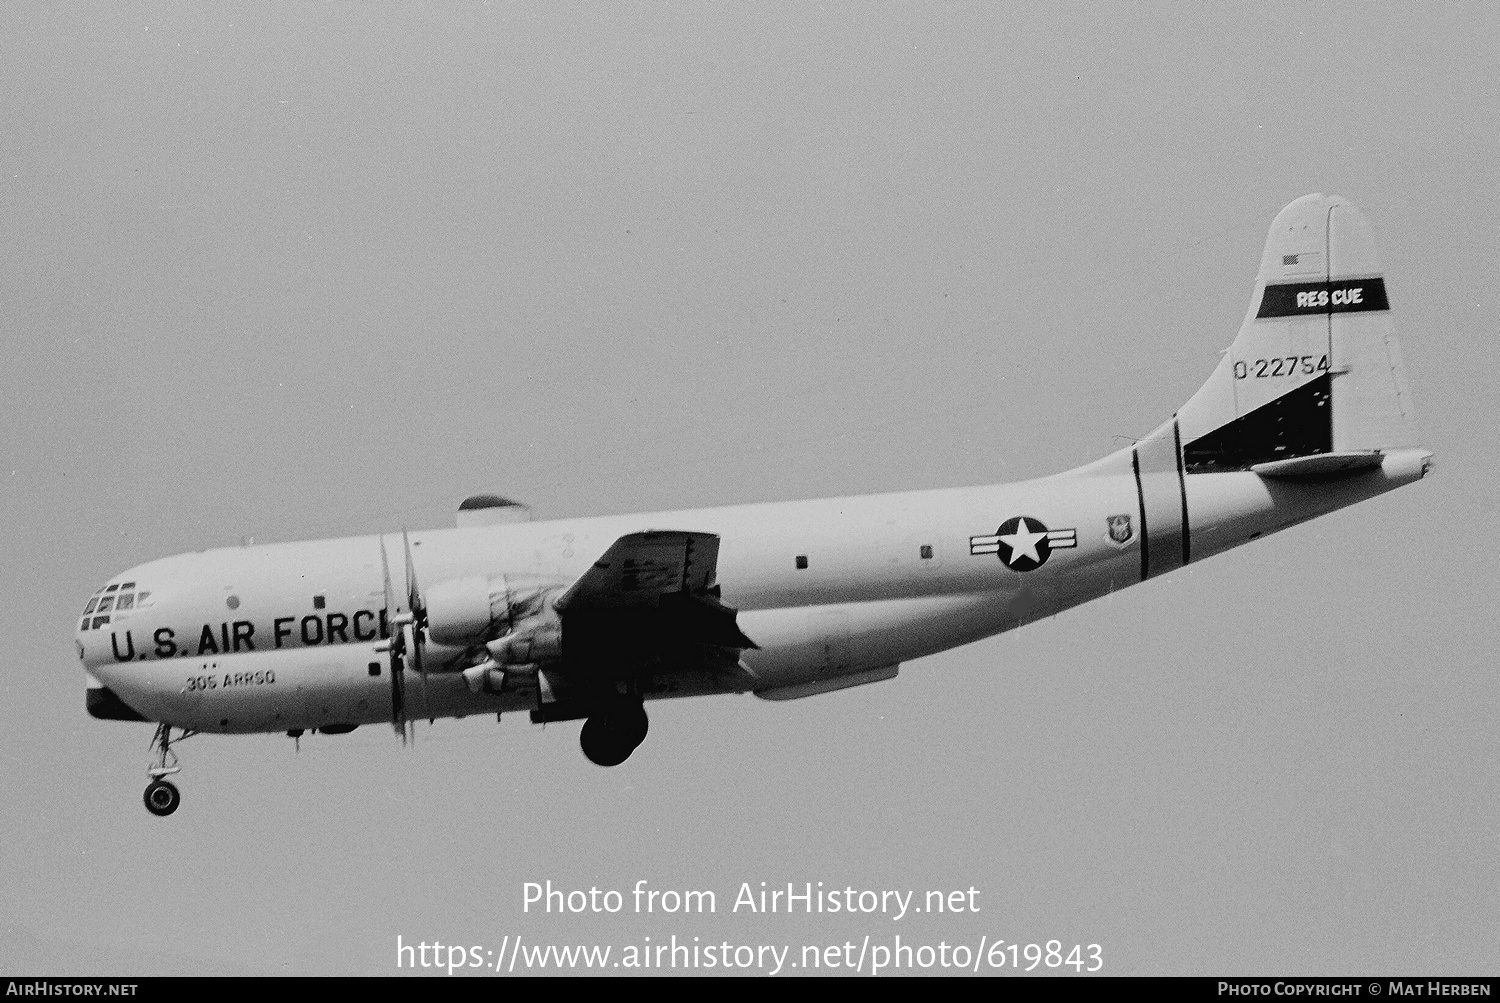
top-left (555, 530), bottom-right (721, 612)
top-left (555, 530), bottom-right (756, 651)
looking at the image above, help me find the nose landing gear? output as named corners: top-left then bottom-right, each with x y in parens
top-left (143, 723), bottom-right (195, 817)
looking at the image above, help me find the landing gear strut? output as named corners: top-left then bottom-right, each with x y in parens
top-left (580, 700), bottom-right (648, 767)
top-left (144, 723), bottom-right (194, 817)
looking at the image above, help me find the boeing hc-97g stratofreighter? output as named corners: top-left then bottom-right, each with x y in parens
top-left (77, 194), bottom-right (1430, 816)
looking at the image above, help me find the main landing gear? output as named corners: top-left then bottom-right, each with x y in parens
top-left (579, 700), bottom-right (648, 768)
top-left (144, 723), bottom-right (194, 817)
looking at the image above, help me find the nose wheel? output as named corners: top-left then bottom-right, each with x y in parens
top-left (144, 779), bottom-right (180, 816)
top-left (143, 723), bottom-right (194, 817)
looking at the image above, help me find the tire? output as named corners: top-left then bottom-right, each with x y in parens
top-left (144, 780), bottom-right (180, 817)
top-left (580, 716), bottom-right (633, 767)
top-left (609, 702), bottom-right (649, 749)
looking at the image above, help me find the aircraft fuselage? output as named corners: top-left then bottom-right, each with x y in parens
top-left (78, 449), bottom-right (1431, 736)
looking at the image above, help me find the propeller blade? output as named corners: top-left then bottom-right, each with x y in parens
top-left (379, 533), bottom-right (396, 624)
top-left (403, 528), bottom-right (430, 720)
top-left (380, 534), bottom-right (408, 744)
top-left (403, 527), bottom-right (421, 616)
top-left (391, 652), bottom-right (407, 746)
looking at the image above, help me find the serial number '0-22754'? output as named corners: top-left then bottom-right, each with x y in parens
top-left (1234, 354), bottom-right (1329, 379)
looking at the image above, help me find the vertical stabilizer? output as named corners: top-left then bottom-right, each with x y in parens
top-left (1164, 194), bottom-right (1417, 472)
top-left (1069, 194), bottom-right (1429, 581)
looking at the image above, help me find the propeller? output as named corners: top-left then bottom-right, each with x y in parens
top-left (402, 528), bottom-right (430, 719)
top-left (377, 534), bottom-right (410, 743)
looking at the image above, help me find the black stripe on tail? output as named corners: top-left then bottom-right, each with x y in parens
top-left (1256, 278), bottom-right (1389, 319)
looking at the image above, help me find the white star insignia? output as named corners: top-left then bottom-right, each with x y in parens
top-left (999, 517), bottom-right (1047, 566)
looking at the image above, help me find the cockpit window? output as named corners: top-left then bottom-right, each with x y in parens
top-left (81, 581), bottom-right (146, 629)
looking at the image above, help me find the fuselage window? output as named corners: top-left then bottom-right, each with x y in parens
top-left (313, 594), bottom-right (326, 610)
top-left (79, 618), bottom-right (90, 631)
top-left (120, 582), bottom-right (135, 590)
top-left (92, 615), bottom-right (110, 629)
top-left (96, 596), bottom-right (115, 613)
top-left (105, 584), bottom-right (118, 593)
top-left (116, 594), bottom-right (134, 610)
top-left (136, 591), bottom-right (150, 604)
top-left (83, 598), bottom-right (98, 615)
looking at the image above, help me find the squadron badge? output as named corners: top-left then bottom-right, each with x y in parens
top-left (970, 516), bottom-right (1077, 572)
top-left (1105, 513), bottom-right (1134, 547)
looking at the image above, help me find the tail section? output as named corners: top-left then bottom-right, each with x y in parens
top-left (1078, 194), bottom-right (1431, 580)
top-left (1173, 193), bottom-right (1417, 472)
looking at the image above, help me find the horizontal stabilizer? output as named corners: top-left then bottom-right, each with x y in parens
top-left (1251, 450), bottom-right (1384, 480)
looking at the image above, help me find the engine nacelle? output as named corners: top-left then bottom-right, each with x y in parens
top-left (461, 662), bottom-right (540, 695)
top-left (424, 575), bottom-right (559, 647)
top-left (486, 624), bottom-right (562, 664)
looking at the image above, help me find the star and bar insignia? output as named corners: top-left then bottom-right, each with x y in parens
top-left (970, 516), bottom-right (1077, 572)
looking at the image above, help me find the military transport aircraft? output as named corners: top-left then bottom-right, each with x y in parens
top-left (76, 194), bottom-right (1430, 816)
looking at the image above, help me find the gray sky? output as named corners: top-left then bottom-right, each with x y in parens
top-left (2, 4), bottom-right (1497, 976)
